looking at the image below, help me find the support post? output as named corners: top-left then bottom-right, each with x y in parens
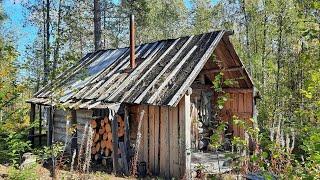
top-left (39, 105), bottom-right (42, 146)
top-left (47, 106), bottom-right (53, 146)
top-left (124, 106), bottom-right (130, 164)
top-left (179, 89), bottom-right (192, 179)
top-left (111, 112), bottom-right (119, 174)
top-left (71, 109), bottom-right (78, 156)
top-left (29, 103), bottom-right (36, 148)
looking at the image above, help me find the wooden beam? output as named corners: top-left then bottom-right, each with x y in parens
top-left (47, 106), bottom-right (53, 146)
top-left (134, 36), bottom-right (194, 104)
top-left (111, 112), bottom-right (119, 174)
top-left (159, 106), bottom-right (169, 178)
top-left (71, 109), bottom-right (77, 156)
top-left (223, 88), bottom-right (253, 93)
top-left (39, 105), bottom-right (42, 146)
top-left (119, 39), bottom-right (180, 102)
top-left (147, 45), bottom-right (198, 104)
top-left (191, 84), bottom-right (253, 93)
top-left (168, 31), bottom-right (225, 107)
top-left (119, 142), bottom-right (129, 175)
top-left (179, 93), bottom-right (191, 178)
top-left (124, 105), bottom-right (130, 160)
top-left (29, 103), bottom-right (35, 148)
top-left (201, 66), bottom-right (243, 74)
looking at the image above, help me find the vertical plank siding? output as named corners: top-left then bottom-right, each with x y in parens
top-left (221, 91), bottom-right (253, 137)
top-left (129, 95), bottom-right (190, 179)
top-left (159, 106), bottom-right (169, 178)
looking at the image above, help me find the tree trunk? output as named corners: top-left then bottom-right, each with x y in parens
top-left (94, 0), bottom-right (102, 51)
top-left (42, 0), bottom-right (48, 85)
top-left (52, 0), bottom-right (63, 78)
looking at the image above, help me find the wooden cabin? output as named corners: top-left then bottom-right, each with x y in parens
top-left (27, 30), bottom-right (256, 178)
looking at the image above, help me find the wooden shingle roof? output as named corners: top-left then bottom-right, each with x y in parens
top-left (28, 30), bottom-right (253, 108)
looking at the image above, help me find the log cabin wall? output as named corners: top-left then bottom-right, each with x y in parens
top-left (53, 109), bottom-right (93, 150)
top-left (128, 95), bottom-right (191, 179)
top-left (220, 90), bottom-right (253, 138)
top-left (53, 109), bottom-right (70, 144)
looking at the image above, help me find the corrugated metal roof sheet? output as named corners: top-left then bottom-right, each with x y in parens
top-left (29, 30), bottom-right (251, 108)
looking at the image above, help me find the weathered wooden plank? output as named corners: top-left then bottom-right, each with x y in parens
top-left (179, 94), bottom-right (191, 178)
top-left (184, 94), bottom-right (191, 179)
top-left (168, 31), bottom-right (225, 106)
top-left (138, 106), bottom-right (144, 162)
top-left (132, 108), bottom-right (145, 176)
top-left (147, 45), bottom-right (198, 104)
top-left (246, 92), bottom-right (253, 114)
top-left (34, 52), bottom-right (98, 97)
top-left (143, 105), bottom-right (149, 168)
top-left (47, 107), bottom-right (53, 146)
top-left (119, 40), bottom-right (178, 102)
top-left (154, 106), bottom-right (160, 175)
top-left (107, 42), bottom-right (163, 100)
top-left (95, 45), bottom-right (149, 101)
top-left (111, 113), bottom-right (119, 174)
top-left (179, 96), bottom-right (186, 178)
top-left (38, 105), bottom-right (42, 146)
top-left (159, 106), bottom-right (169, 178)
top-left (72, 50), bottom-right (127, 99)
top-left (148, 106), bottom-right (155, 175)
top-left (134, 36), bottom-right (195, 104)
top-left (124, 105), bottom-right (130, 157)
top-left (201, 66), bottom-right (243, 74)
top-left (29, 103), bottom-right (35, 147)
top-left (119, 142), bottom-right (129, 175)
top-left (238, 93), bottom-right (244, 113)
top-left (169, 106), bottom-right (179, 178)
top-left (71, 109), bottom-right (77, 155)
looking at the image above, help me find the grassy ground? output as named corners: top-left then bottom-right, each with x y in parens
top-left (0, 164), bottom-right (131, 180)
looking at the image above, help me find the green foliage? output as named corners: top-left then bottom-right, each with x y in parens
top-left (210, 123), bottom-right (227, 149)
top-left (33, 142), bottom-right (64, 163)
top-left (8, 164), bottom-right (38, 180)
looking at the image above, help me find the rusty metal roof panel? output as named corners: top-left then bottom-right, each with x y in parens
top-left (30, 30), bottom-right (248, 107)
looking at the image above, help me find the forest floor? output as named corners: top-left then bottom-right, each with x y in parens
top-left (0, 164), bottom-right (131, 180)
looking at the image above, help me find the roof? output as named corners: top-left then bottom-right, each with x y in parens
top-left (28, 30), bottom-right (253, 108)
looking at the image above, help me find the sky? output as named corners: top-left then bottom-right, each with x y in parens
top-left (2, 0), bottom-right (219, 64)
top-left (3, 0), bottom-right (37, 63)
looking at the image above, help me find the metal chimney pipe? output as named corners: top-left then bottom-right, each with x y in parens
top-left (130, 14), bottom-right (136, 69)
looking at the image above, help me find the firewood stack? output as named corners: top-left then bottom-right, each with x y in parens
top-left (90, 114), bottom-right (125, 165)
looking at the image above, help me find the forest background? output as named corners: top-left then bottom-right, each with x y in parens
top-left (0, 0), bottom-right (319, 179)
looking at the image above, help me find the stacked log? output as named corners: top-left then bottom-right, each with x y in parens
top-left (90, 115), bottom-right (125, 164)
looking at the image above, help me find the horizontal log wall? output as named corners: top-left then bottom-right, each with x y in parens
top-left (129, 95), bottom-right (190, 179)
top-left (53, 109), bottom-right (70, 144)
top-left (75, 109), bottom-right (93, 144)
top-left (53, 109), bottom-right (92, 150)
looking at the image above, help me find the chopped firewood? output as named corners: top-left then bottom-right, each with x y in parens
top-left (91, 146), bottom-right (96, 154)
top-left (105, 148), bottom-right (110, 156)
top-left (107, 132), bottom-right (112, 141)
top-left (106, 140), bottom-right (112, 150)
top-left (118, 128), bottom-right (124, 137)
top-left (105, 123), bottom-right (111, 132)
top-left (94, 133), bottom-right (100, 142)
top-left (94, 154), bottom-right (99, 161)
top-left (96, 142), bottom-right (100, 152)
top-left (100, 119), bottom-right (105, 127)
top-left (103, 133), bottom-right (108, 140)
top-left (101, 140), bottom-right (106, 149)
top-left (99, 127), bottom-right (105, 135)
top-left (90, 119), bottom-right (97, 128)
